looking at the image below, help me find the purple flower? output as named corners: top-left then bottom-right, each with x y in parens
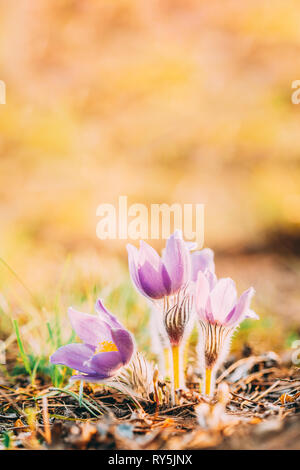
top-left (195, 271), bottom-right (258, 327)
top-left (50, 299), bottom-right (134, 383)
top-left (127, 231), bottom-right (193, 403)
top-left (127, 230), bottom-right (191, 300)
top-left (191, 248), bottom-right (215, 282)
top-left (195, 271), bottom-right (258, 396)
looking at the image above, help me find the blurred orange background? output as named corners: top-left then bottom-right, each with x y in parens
top-left (0, 1), bottom-right (299, 354)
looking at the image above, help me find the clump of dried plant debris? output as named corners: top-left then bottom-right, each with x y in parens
top-left (0, 351), bottom-right (299, 450)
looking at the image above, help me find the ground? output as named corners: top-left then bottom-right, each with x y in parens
top-left (0, 341), bottom-right (299, 450)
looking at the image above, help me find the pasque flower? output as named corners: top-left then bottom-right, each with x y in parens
top-left (195, 271), bottom-right (258, 396)
top-left (50, 299), bottom-right (134, 382)
top-left (127, 230), bottom-right (193, 402)
top-left (148, 246), bottom-right (216, 382)
top-left (127, 230), bottom-right (191, 301)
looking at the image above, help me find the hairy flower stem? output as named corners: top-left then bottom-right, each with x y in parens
top-left (171, 345), bottom-right (180, 404)
top-left (204, 368), bottom-right (213, 396)
top-left (198, 321), bottom-right (235, 397)
top-left (163, 347), bottom-right (170, 377)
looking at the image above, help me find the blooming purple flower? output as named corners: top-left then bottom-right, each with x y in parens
top-left (50, 299), bottom-right (134, 383)
top-left (127, 230), bottom-right (191, 300)
top-left (195, 271), bottom-right (258, 396)
top-left (195, 271), bottom-right (258, 327)
top-left (127, 231), bottom-right (194, 402)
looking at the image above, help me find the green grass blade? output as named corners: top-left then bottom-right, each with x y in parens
top-left (13, 319), bottom-right (31, 376)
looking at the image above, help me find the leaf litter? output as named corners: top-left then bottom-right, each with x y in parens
top-left (0, 350), bottom-right (299, 450)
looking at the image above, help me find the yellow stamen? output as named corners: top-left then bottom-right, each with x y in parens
top-left (95, 340), bottom-right (118, 354)
top-left (205, 368), bottom-right (212, 396)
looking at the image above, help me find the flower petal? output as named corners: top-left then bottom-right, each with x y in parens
top-left (162, 231), bottom-right (191, 292)
top-left (210, 278), bottom-right (237, 324)
top-left (225, 287), bottom-right (256, 326)
top-left (90, 351), bottom-right (123, 378)
top-left (245, 308), bottom-right (259, 320)
top-left (50, 343), bottom-right (95, 374)
top-left (128, 242), bottom-right (167, 299)
top-left (191, 249), bottom-right (215, 281)
top-left (138, 261), bottom-right (167, 299)
top-left (70, 373), bottom-right (109, 383)
top-left (161, 264), bottom-right (172, 294)
top-left (205, 296), bottom-right (216, 323)
top-left (205, 270), bottom-right (217, 290)
top-left (186, 241), bottom-right (198, 251)
top-left (195, 271), bottom-right (210, 319)
top-left (111, 328), bottom-right (134, 365)
top-left (68, 307), bottom-right (112, 346)
top-left (127, 243), bottom-right (145, 296)
top-left (95, 299), bottom-right (122, 329)
top-left (139, 240), bottom-right (161, 270)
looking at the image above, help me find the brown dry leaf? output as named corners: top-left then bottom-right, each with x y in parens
top-left (13, 417), bottom-right (30, 435)
top-left (280, 392), bottom-right (300, 404)
top-left (250, 417), bottom-right (262, 424)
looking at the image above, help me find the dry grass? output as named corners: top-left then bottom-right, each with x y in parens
top-left (0, 350), bottom-right (299, 450)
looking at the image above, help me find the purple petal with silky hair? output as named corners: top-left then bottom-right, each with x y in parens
top-left (139, 240), bottom-right (161, 269)
top-left (127, 244), bottom-right (146, 297)
top-left (209, 278), bottom-right (237, 323)
top-left (161, 264), bottom-right (172, 294)
top-left (205, 270), bottom-right (217, 290)
top-left (162, 231), bottom-right (190, 292)
top-left (205, 296), bottom-right (216, 323)
top-left (225, 287), bottom-right (255, 326)
top-left (68, 307), bottom-right (112, 346)
top-left (50, 343), bottom-right (95, 374)
top-left (70, 373), bottom-right (109, 382)
top-left (245, 309), bottom-right (259, 320)
top-left (90, 351), bottom-right (123, 378)
top-left (195, 271), bottom-right (210, 318)
top-left (111, 328), bottom-right (134, 365)
top-left (138, 262), bottom-right (167, 299)
top-left (95, 298), bottom-right (122, 329)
